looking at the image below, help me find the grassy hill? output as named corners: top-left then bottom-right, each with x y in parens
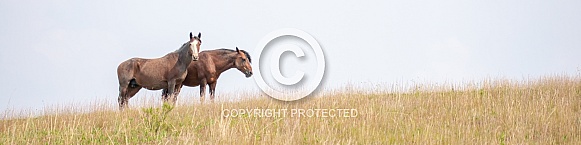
top-left (1, 76), bottom-right (580, 144)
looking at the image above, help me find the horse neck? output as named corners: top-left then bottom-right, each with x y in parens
top-left (176, 44), bottom-right (192, 66)
top-left (212, 52), bottom-right (238, 75)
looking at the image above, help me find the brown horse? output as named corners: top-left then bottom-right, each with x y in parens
top-left (163, 47), bottom-right (252, 101)
top-left (117, 32), bottom-right (202, 110)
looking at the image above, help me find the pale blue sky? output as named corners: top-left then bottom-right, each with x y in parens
top-left (1, 0), bottom-right (580, 113)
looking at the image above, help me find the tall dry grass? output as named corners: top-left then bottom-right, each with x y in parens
top-left (1, 75), bottom-right (580, 144)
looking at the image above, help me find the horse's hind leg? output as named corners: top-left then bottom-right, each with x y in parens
top-left (117, 60), bottom-right (138, 110)
top-left (209, 82), bottom-right (217, 101)
top-left (118, 85), bottom-right (141, 110)
top-left (199, 79), bottom-right (207, 103)
top-left (118, 86), bottom-right (128, 110)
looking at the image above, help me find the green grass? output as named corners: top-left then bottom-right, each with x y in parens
top-left (1, 75), bottom-right (580, 144)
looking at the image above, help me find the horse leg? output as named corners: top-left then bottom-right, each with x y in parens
top-left (118, 86), bottom-right (128, 110)
top-left (172, 83), bottom-right (183, 104)
top-left (162, 84), bottom-right (180, 104)
top-left (209, 82), bottom-right (217, 101)
top-left (119, 86), bottom-right (140, 110)
top-left (125, 87), bottom-right (141, 108)
top-left (200, 79), bottom-right (207, 103)
top-left (167, 80), bottom-right (177, 105)
top-left (161, 89), bottom-right (169, 102)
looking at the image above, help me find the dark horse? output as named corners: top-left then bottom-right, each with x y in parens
top-left (163, 47), bottom-right (252, 101)
top-left (117, 32), bottom-right (202, 110)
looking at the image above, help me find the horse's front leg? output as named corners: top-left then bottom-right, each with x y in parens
top-left (161, 89), bottom-right (169, 102)
top-left (166, 80), bottom-right (176, 105)
top-left (172, 83), bottom-right (183, 103)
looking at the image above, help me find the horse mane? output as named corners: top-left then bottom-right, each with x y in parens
top-left (174, 35), bottom-right (200, 53)
top-left (174, 42), bottom-right (190, 53)
top-left (215, 48), bottom-right (252, 63)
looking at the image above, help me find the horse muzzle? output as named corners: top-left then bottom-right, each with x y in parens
top-left (245, 71), bottom-right (253, 78)
top-left (192, 56), bottom-right (199, 61)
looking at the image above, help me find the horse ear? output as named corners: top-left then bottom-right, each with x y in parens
top-left (197, 32), bottom-right (201, 39)
top-left (189, 32), bottom-right (193, 39)
top-left (236, 47), bottom-right (240, 52)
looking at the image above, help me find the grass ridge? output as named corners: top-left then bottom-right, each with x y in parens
top-left (1, 75), bottom-right (580, 144)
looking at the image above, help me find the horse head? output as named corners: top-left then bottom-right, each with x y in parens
top-left (234, 47), bottom-right (253, 78)
top-left (189, 32), bottom-right (202, 61)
